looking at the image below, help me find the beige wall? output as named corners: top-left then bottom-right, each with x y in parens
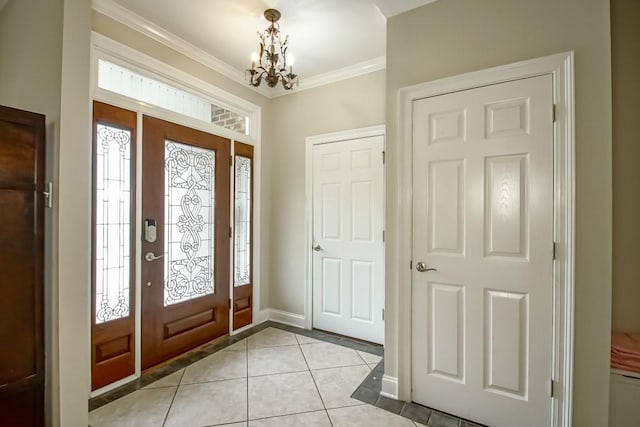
top-left (0, 0), bottom-right (63, 424)
top-left (385, 1), bottom-right (612, 426)
top-left (267, 71), bottom-right (386, 314)
top-left (1, 0), bottom-right (94, 425)
top-left (57, 0), bottom-right (93, 424)
top-left (611, 0), bottom-right (640, 333)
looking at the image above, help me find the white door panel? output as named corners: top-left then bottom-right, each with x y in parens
top-left (412, 75), bottom-right (553, 426)
top-left (312, 136), bottom-right (384, 344)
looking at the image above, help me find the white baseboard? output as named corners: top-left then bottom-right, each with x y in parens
top-left (262, 309), bottom-right (307, 329)
top-left (380, 374), bottom-right (399, 400)
top-left (90, 373), bottom-right (138, 397)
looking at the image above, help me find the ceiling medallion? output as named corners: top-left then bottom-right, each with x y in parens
top-left (247, 8), bottom-right (298, 90)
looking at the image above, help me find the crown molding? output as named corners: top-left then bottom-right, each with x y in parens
top-left (92, 0), bottom-right (386, 99)
top-left (92, 0), bottom-right (273, 98)
top-left (280, 56), bottom-right (386, 98)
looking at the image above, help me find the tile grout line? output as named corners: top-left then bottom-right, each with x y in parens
top-left (245, 338), bottom-right (249, 425)
top-left (355, 350), bottom-right (370, 365)
top-left (160, 369), bottom-right (184, 427)
top-left (245, 408), bottom-right (331, 424)
top-left (297, 335), bottom-right (334, 427)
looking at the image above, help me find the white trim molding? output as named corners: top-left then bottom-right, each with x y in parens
top-left (380, 375), bottom-right (399, 400)
top-left (393, 52), bottom-right (575, 426)
top-left (92, 0), bottom-right (386, 98)
top-left (262, 309), bottom-right (307, 329)
top-left (274, 56), bottom-right (386, 98)
top-left (91, 0), bottom-right (272, 97)
top-left (304, 125), bottom-right (386, 332)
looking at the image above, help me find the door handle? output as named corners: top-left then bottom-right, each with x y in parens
top-left (313, 244), bottom-right (323, 252)
top-left (415, 262), bottom-right (436, 272)
top-left (145, 251), bottom-right (164, 262)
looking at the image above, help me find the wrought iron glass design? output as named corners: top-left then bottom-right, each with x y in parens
top-left (95, 124), bottom-right (132, 324)
top-left (164, 140), bottom-right (216, 306)
top-left (234, 156), bottom-right (252, 286)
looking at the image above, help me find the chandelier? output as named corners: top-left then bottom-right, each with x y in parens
top-left (247, 9), bottom-right (298, 90)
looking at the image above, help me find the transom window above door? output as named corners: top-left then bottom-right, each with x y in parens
top-left (97, 59), bottom-right (251, 136)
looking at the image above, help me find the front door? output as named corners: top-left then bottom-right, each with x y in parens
top-left (411, 75), bottom-right (554, 426)
top-left (312, 135), bottom-right (385, 344)
top-left (141, 116), bottom-right (230, 369)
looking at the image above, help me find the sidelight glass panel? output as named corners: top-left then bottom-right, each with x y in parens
top-left (164, 140), bottom-right (216, 306)
top-left (234, 155), bottom-right (251, 286)
top-left (95, 124), bottom-right (132, 324)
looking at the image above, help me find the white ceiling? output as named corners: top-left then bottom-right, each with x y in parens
top-left (107, 0), bottom-right (437, 93)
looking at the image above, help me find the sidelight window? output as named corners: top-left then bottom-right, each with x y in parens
top-left (94, 123), bottom-right (133, 324)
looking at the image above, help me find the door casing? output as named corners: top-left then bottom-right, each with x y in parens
top-left (390, 52), bottom-right (575, 427)
top-left (304, 125), bottom-right (386, 332)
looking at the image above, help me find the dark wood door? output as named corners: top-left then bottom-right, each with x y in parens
top-left (91, 101), bottom-right (137, 390)
top-left (141, 116), bottom-right (230, 369)
top-left (233, 142), bottom-right (254, 330)
top-left (0, 105), bottom-right (45, 426)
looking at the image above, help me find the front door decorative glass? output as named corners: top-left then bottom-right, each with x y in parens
top-left (95, 123), bottom-right (132, 323)
top-left (164, 140), bottom-right (216, 306)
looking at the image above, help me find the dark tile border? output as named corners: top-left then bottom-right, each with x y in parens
top-left (89, 321), bottom-right (382, 411)
top-left (351, 361), bottom-right (487, 427)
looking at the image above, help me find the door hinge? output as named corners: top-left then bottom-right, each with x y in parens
top-left (382, 308), bottom-right (385, 320)
top-left (382, 230), bottom-right (385, 242)
top-left (550, 379), bottom-right (559, 398)
top-left (382, 151), bottom-right (385, 164)
top-left (43, 182), bottom-right (53, 208)
top-left (229, 226), bottom-right (233, 238)
top-left (552, 104), bottom-right (557, 123)
top-left (410, 260), bottom-right (413, 270)
top-left (552, 241), bottom-right (557, 260)
top-left (229, 298), bottom-right (232, 310)
top-left (230, 155), bottom-right (233, 166)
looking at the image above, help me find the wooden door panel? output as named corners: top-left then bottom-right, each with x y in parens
top-left (0, 191), bottom-right (38, 383)
top-left (91, 101), bottom-right (137, 390)
top-left (0, 383), bottom-right (44, 427)
top-left (0, 121), bottom-right (41, 185)
top-left (142, 116), bottom-right (230, 369)
top-left (233, 142), bottom-right (253, 330)
top-left (0, 105), bottom-right (45, 426)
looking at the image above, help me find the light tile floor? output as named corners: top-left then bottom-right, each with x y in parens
top-left (89, 327), bottom-right (423, 427)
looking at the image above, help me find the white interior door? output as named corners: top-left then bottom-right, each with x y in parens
top-left (411, 75), bottom-right (554, 426)
top-left (312, 136), bottom-right (384, 344)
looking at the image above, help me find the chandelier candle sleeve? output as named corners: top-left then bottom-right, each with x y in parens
top-left (246, 9), bottom-right (298, 90)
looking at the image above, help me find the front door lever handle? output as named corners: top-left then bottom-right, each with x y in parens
top-left (415, 262), bottom-right (437, 272)
top-left (145, 251), bottom-right (164, 262)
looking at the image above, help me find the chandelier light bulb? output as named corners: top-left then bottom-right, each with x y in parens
top-left (286, 54), bottom-right (295, 66)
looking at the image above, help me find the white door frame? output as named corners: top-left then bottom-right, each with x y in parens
top-left (304, 125), bottom-right (386, 330)
top-left (392, 52), bottom-right (575, 427)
